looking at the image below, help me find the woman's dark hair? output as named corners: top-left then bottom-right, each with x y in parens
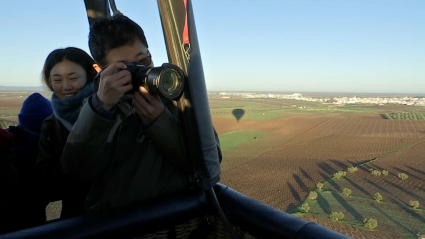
top-left (42, 47), bottom-right (97, 91)
top-left (89, 15), bottom-right (148, 67)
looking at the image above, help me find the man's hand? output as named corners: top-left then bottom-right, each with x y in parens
top-left (133, 86), bottom-right (164, 124)
top-left (97, 62), bottom-right (133, 111)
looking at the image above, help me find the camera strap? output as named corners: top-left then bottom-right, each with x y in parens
top-left (183, 0), bottom-right (191, 61)
top-left (183, 0), bottom-right (189, 47)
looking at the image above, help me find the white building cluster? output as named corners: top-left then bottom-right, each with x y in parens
top-left (327, 95), bottom-right (425, 106)
top-left (213, 92), bottom-right (425, 106)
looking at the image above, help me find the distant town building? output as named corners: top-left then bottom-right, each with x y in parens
top-left (208, 92), bottom-right (425, 106)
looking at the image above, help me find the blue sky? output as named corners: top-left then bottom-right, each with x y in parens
top-left (0, 0), bottom-right (424, 93)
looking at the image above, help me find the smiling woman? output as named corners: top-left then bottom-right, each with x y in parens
top-left (35, 47), bottom-right (97, 220)
top-left (50, 60), bottom-right (88, 99)
top-left (42, 47), bottom-right (96, 98)
top-left (41, 47), bottom-right (97, 129)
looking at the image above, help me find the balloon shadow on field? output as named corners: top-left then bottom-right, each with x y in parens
top-left (232, 109), bottom-right (245, 122)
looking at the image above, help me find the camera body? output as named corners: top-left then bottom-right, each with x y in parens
top-left (125, 62), bottom-right (185, 100)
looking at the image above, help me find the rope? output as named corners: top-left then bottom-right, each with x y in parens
top-left (206, 189), bottom-right (239, 239)
top-left (109, 0), bottom-right (122, 16)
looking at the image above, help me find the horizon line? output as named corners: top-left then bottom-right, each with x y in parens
top-left (0, 86), bottom-right (424, 95)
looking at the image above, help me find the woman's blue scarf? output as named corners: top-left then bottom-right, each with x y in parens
top-left (51, 81), bottom-right (94, 127)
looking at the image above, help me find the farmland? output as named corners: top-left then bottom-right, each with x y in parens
top-left (211, 96), bottom-right (425, 239)
top-left (385, 112), bottom-right (425, 120)
top-left (0, 90), bottom-right (51, 123)
top-left (1, 90), bottom-right (425, 238)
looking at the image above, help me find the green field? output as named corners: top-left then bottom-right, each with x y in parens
top-left (3, 93), bottom-right (424, 237)
top-left (210, 100), bottom-right (291, 120)
top-left (217, 127), bottom-right (424, 238)
top-left (212, 99), bottom-right (425, 238)
top-left (218, 130), bottom-right (267, 151)
top-left (210, 99), bottom-right (387, 120)
top-left (0, 119), bottom-right (18, 129)
top-left (0, 109), bottom-right (20, 118)
top-left (385, 112), bottom-right (425, 120)
top-left (291, 187), bottom-right (425, 239)
top-left (218, 130), bottom-right (275, 171)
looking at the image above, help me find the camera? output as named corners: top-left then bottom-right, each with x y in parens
top-left (125, 62), bottom-right (185, 100)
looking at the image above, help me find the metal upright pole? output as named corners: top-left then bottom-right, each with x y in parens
top-left (156, 2), bottom-right (237, 238)
top-left (157, 0), bottom-right (221, 191)
top-left (84, 0), bottom-right (111, 26)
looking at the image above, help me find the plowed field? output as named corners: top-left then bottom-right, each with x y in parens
top-left (2, 92), bottom-right (425, 238)
top-left (212, 99), bottom-right (425, 239)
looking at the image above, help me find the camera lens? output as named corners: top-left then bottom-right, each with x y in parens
top-left (142, 63), bottom-right (185, 99)
top-left (161, 69), bottom-right (180, 94)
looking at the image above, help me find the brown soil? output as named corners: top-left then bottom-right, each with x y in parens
top-left (0, 91), bottom-right (52, 124)
top-left (2, 91), bottom-right (424, 238)
top-left (341, 140), bottom-right (425, 208)
top-left (0, 98), bottom-right (25, 108)
top-left (214, 112), bottom-right (425, 238)
top-left (298, 215), bottom-right (406, 239)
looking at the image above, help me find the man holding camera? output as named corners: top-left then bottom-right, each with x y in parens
top-left (61, 15), bottom-right (200, 213)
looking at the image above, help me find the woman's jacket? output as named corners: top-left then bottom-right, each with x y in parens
top-left (36, 115), bottom-right (91, 218)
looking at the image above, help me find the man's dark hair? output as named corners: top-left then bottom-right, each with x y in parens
top-left (89, 15), bottom-right (149, 67)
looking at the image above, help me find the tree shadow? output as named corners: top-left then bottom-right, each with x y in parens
top-left (319, 172), bottom-right (341, 192)
top-left (316, 193), bottom-right (331, 214)
top-left (385, 179), bottom-right (422, 201)
top-left (330, 159), bottom-right (348, 169)
top-left (299, 167), bottom-right (313, 181)
top-left (379, 114), bottom-right (389, 119)
top-left (366, 179), bottom-right (391, 195)
top-left (347, 160), bottom-right (357, 166)
top-left (389, 197), bottom-right (425, 224)
top-left (391, 166), bottom-right (423, 180)
top-left (345, 177), bottom-right (372, 198)
top-left (287, 182), bottom-right (300, 202)
top-left (372, 204), bottom-right (416, 235)
top-left (317, 162), bottom-right (337, 175)
top-left (347, 158), bottom-right (373, 167)
top-left (368, 164), bottom-right (385, 171)
top-left (357, 165), bottom-right (372, 174)
top-left (346, 159), bottom-right (371, 173)
top-left (293, 173), bottom-right (308, 192)
top-left (404, 164), bottom-right (425, 176)
top-left (331, 191), bottom-right (363, 222)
